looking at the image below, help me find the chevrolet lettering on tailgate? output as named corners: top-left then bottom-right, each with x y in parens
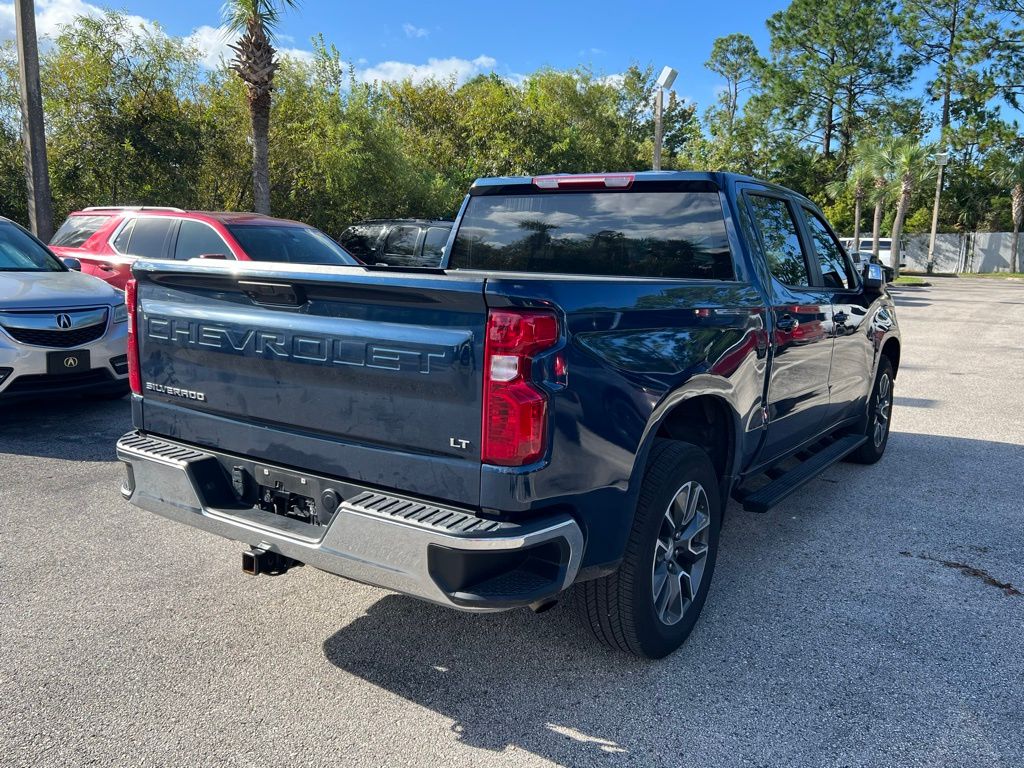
top-left (145, 315), bottom-right (455, 374)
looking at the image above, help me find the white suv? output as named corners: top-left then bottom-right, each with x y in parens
top-left (0, 217), bottom-right (129, 403)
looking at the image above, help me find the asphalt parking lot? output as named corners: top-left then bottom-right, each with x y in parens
top-left (2, 278), bottom-right (1022, 768)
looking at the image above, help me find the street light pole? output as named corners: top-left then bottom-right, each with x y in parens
top-left (925, 151), bottom-right (949, 275)
top-left (14, 0), bottom-right (54, 241)
top-left (652, 66), bottom-right (677, 171)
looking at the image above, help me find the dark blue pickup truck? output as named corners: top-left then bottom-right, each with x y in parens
top-left (117, 172), bottom-right (900, 658)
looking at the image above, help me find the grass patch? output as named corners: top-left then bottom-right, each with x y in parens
top-left (894, 275), bottom-right (928, 285)
top-left (958, 272), bottom-right (1024, 279)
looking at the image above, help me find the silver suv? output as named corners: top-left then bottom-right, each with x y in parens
top-left (0, 216), bottom-right (129, 402)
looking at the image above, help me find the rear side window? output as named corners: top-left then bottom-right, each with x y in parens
top-left (174, 220), bottom-right (231, 260)
top-left (50, 215), bottom-right (109, 247)
top-left (338, 224), bottom-right (384, 261)
top-left (116, 217), bottom-right (174, 259)
top-left (422, 226), bottom-right (450, 262)
top-left (803, 208), bottom-right (855, 290)
top-left (383, 226), bottom-right (419, 259)
top-left (112, 220), bottom-right (135, 252)
top-left (747, 195), bottom-right (810, 287)
top-left (448, 191), bottom-right (734, 279)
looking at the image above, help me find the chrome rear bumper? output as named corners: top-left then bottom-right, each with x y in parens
top-left (117, 431), bottom-right (583, 611)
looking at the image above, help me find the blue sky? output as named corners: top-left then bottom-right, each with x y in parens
top-left (0, 0), bottom-right (792, 109)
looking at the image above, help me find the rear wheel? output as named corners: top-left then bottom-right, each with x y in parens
top-left (577, 440), bottom-right (722, 659)
top-left (847, 356), bottom-right (893, 464)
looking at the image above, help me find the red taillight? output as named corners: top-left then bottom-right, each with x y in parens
top-left (482, 309), bottom-right (559, 466)
top-left (125, 278), bottom-right (141, 395)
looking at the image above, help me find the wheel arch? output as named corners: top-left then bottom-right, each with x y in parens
top-left (630, 387), bottom-right (744, 504)
top-left (881, 336), bottom-right (901, 377)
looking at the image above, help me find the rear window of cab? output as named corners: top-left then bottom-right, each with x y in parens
top-left (448, 190), bottom-right (734, 280)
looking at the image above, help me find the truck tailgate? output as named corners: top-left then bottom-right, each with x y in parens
top-left (133, 262), bottom-right (487, 506)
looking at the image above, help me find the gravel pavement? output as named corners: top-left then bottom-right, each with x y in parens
top-left (1, 278), bottom-right (1022, 767)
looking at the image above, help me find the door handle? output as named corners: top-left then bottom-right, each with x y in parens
top-left (776, 315), bottom-right (798, 332)
top-left (833, 311), bottom-right (848, 325)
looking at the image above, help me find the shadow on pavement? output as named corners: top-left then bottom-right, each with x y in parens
top-left (893, 396), bottom-right (940, 408)
top-left (889, 295), bottom-right (932, 308)
top-left (322, 431), bottom-right (1024, 766)
top-left (323, 592), bottom-right (652, 764)
top-left (0, 396), bottom-right (131, 461)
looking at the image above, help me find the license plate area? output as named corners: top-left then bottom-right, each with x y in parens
top-left (232, 462), bottom-right (337, 528)
top-left (47, 349), bottom-right (90, 375)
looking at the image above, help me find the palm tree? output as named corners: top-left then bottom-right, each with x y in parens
top-left (885, 140), bottom-right (935, 279)
top-left (989, 157), bottom-right (1024, 273)
top-left (826, 149), bottom-right (874, 256)
top-left (858, 140), bottom-right (893, 261)
top-left (224, 0), bottom-right (299, 215)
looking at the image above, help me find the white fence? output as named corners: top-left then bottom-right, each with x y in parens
top-left (902, 232), bottom-right (1023, 273)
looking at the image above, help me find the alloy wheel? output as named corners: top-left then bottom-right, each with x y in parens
top-left (873, 373), bottom-right (892, 447)
top-left (651, 481), bottom-right (711, 626)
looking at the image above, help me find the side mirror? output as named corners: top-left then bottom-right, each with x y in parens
top-left (198, 253), bottom-right (228, 260)
top-left (62, 257), bottom-right (82, 271)
top-left (863, 263), bottom-right (884, 291)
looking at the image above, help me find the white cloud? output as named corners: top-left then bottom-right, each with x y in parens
top-left (185, 24), bottom-right (313, 68)
top-left (0, 0), bottom-right (152, 41)
top-left (278, 46), bottom-right (315, 64)
top-left (0, 3), bottom-right (488, 84)
top-left (358, 55), bottom-right (497, 85)
top-left (402, 23), bottom-right (428, 39)
top-left (599, 73), bottom-right (625, 89)
top-left (185, 24), bottom-right (232, 68)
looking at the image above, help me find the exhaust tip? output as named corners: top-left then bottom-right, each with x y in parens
top-left (530, 598), bottom-right (559, 614)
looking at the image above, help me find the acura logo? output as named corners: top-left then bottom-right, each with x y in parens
top-left (56, 313), bottom-right (72, 329)
top-left (63, 356), bottom-right (79, 368)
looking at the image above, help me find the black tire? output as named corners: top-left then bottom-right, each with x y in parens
top-left (577, 440), bottom-right (722, 659)
top-left (847, 356), bottom-right (894, 464)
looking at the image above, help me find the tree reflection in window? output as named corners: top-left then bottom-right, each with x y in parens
top-left (450, 191), bottom-right (734, 280)
top-left (748, 196), bottom-right (810, 287)
top-left (803, 208), bottom-right (852, 290)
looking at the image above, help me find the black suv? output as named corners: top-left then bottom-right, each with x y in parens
top-left (338, 219), bottom-right (454, 267)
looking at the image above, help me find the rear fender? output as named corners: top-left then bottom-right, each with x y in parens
top-left (630, 379), bottom-right (745, 496)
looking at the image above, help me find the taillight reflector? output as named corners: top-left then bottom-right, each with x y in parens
top-left (125, 278), bottom-right (141, 395)
top-left (482, 309), bottom-right (559, 466)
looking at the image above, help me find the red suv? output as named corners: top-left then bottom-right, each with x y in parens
top-left (49, 207), bottom-right (357, 290)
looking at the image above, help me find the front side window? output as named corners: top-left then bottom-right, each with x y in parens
top-left (175, 220), bottom-right (231, 260)
top-left (0, 223), bottom-right (63, 272)
top-left (803, 208), bottom-right (855, 290)
top-left (747, 195), bottom-right (810, 287)
top-left (50, 215), bottom-right (110, 247)
top-left (448, 190), bottom-right (734, 279)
